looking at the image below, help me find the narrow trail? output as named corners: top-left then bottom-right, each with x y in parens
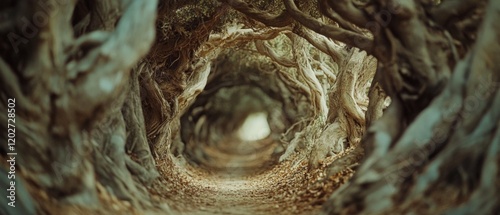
top-left (182, 178), bottom-right (280, 215)
top-left (31, 120), bottom-right (354, 215)
top-left (145, 99), bottom-right (350, 214)
top-left (30, 142), bottom-right (354, 215)
top-left (151, 150), bottom-right (353, 215)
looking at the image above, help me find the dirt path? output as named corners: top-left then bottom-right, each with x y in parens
top-left (180, 179), bottom-right (283, 215)
top-left (30, 147), bottom-right (352, 215)
top-left (151, 153), bottom-right (352, 215)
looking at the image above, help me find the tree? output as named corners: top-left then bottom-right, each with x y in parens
top-left (1, 0), bottom-right (498, 214)
top-left (218, 0), bottom-right (499, 213)
top-left (1, 0), bottom-right (158, 205)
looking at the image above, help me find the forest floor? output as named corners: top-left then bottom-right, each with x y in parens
top-left (28, 147), bottom-right (354, 215)
top-left (149, 151), bottom-right (353, 215)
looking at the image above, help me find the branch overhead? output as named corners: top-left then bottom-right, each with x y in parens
top-left (283, 0), bottom-right (374, 54)
top-left (220, 0), bottom-right (292, 27)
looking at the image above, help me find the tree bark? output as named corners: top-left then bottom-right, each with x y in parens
top-left (322, 0), bottom-right (500, 214)
top-left (1, 0), bottom-right (497, 214)
top-left (1, 0), bottom-right (157, 205)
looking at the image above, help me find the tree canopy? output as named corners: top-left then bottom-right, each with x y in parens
top-left (0, 0), bottom-right (498, 214)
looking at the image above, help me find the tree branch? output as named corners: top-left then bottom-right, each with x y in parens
top-left (292, 27), bottom-right (346, 63)
top-left (318, 0), bottom-right (364, 34)
top-left (66, 0), bottom-right (158, 124)
top-left (325, 0), bottom-right (370, 28)
top-left (429, 0), bottom-right (481, 26)
top-left (323, 1), bottom-right (500, 213)
top-left (283, 0), bottom-right (374, 54)
top-left (0, 57), bottom-right (37, 114)
top-left (255, 40), bottom-right (297, 67)
top-left (199, 26), bottom-right (290, 57)
top-left (220, 0), bottom-right (292, 27)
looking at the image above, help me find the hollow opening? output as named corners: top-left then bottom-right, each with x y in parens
top-left (176, 50), bottom-right (309, 176)
top-left (236, 111), bottom-right (271, 141)
top-left (3, 0), bottom-right (497, 215)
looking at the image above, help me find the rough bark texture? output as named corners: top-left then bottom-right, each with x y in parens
top-left (1, 0), bottom-right (157, 206)
top-left (0, 0), bottom-right (498, 214)
top-left (320, 0), bottom-right (499, 214)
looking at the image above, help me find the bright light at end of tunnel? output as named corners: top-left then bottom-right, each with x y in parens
top-left (237, 112), bottom-right (271, 141)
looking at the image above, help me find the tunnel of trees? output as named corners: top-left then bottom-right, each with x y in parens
top-left (0, 0), bottom-right (499, 214)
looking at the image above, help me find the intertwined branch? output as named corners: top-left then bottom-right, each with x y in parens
top-left (217, 0), bottom-right (496, 214)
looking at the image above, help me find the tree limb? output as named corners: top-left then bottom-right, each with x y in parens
top-left (255, 40), bottom-right (297, 67)
top-left (325, 0), bottom-right (370, 28)
top-left (0, 57), bottom-right (37, 114)
top-left (283, 0), bottom-right (374, 54)
top-left (292, 27), bottom-right (346, 63)
top-left (429, 0), bottom-right (480, 26)
top-left (318, 0), bottom-right (364, 34)
top-left (65, 0), bottom-right (158, 126)
top-left (220, 0), bottom-right (292, 27)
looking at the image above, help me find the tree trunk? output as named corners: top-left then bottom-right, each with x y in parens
top-left (1, 0), bottom-right (158, 205)
top-left (322, 0), bottom-right (500, 214)
top-left (1, 0), bottom-right (498, 214)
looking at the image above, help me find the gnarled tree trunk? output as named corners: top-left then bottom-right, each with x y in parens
top-left (1, 0), bottom-right (498, 214)
top-left (1, 0), bottom-right (158, 206)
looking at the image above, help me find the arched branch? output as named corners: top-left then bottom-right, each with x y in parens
top-left (66, 0), bottom-right (158, 123)
top-left (283, 0), bottom-right (374, 54)
top-left (325, 0), bottom-right (370, 28)
top-left (323, 1), bottom-right (500, 213)
top-left (292, 27), bottom-right (346, 63)
top-left (318, 0), bottom-right (364, 34)
top-left (428, 0), bottom-right (482, 26)
top-left (255, 40), bottom-right (297, 67)
top-left (219, 0), bottom-right (292, 27)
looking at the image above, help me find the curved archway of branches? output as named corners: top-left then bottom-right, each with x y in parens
top-left (0, 0), bottom-right (498, 214)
